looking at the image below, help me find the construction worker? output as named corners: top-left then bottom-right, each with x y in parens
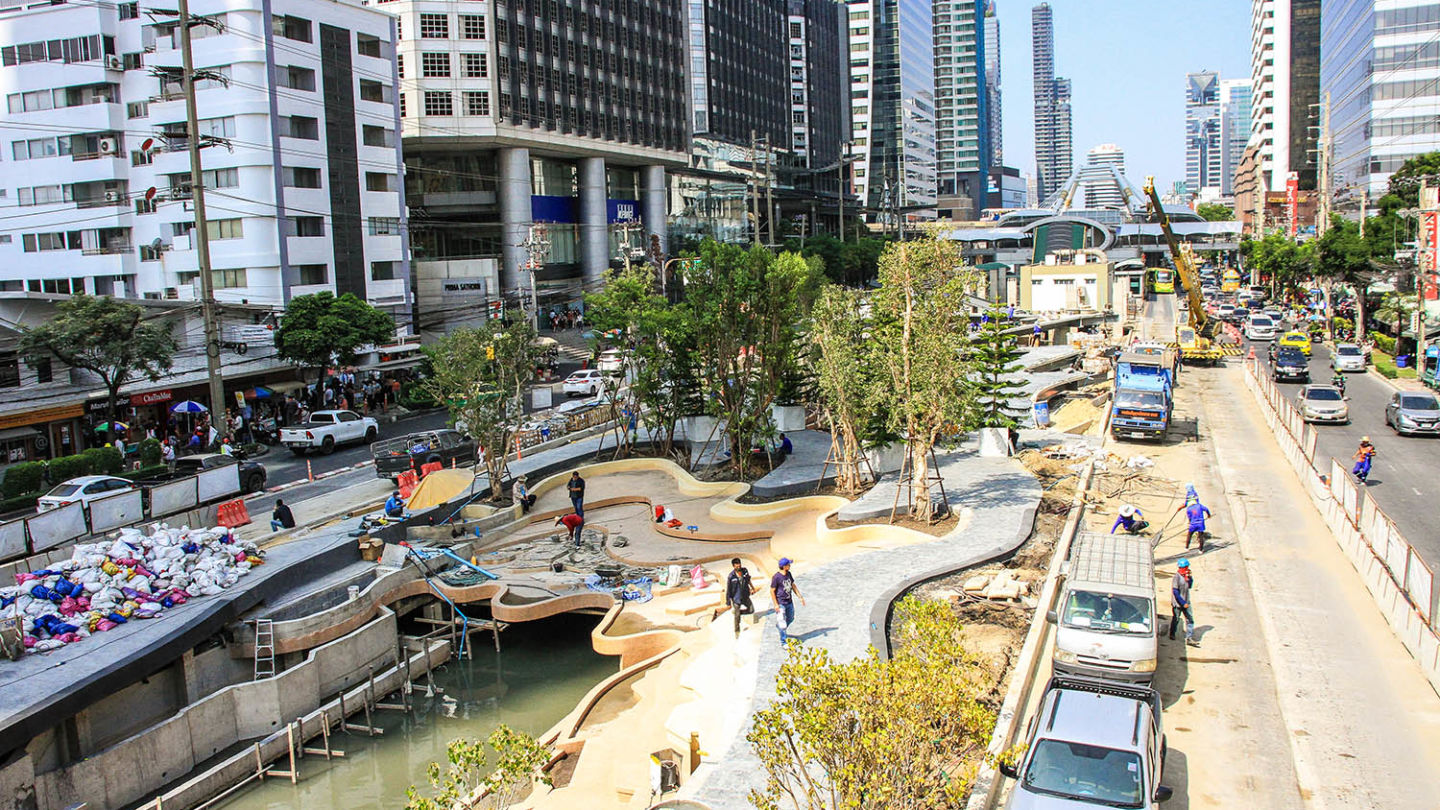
top-left (1111, 504), bottom-right (1149, 535)
top-left (384, 490), bottom-right (406, 519)
top-left (1352, 437), bottom-right (1377, 484)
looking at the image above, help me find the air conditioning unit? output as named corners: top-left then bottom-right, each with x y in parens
top-left (103, 190), bottom-right (122, 202)
top-left (105, 54), bottom-right (123, 71)
top-left (98, 137), bottom-right (118, 154)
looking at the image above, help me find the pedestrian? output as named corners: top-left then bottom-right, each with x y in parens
top-left (513, 475), bottom-right (536, 513)
top-left (724, 557), bottom-right (757, 638)
top-left (555, 512), bottom-right (584, 546)
top-left (770, 557), bottom-right (806, 645)
top-left (161, 437), bottom-right (176, 470)
top-left (1110, 504), bottom-right (1149, 535)
top-left (1178, 496), bottom-right (1212, 551)
top-left (567, 471), bottom-right (586, 517)
top-left (1169, 559), bottom-right (1198, 647)
top-left (778, 433), bottom-right (793, 455)
top-left (271, 499), bottom-right (296, 532)
top-left (1352, 436), bottom-right (1376, 484)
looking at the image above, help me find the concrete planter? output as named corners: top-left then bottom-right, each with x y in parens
top-left (977, 427), bottom-right (1013, 457)
top-left (679, 416), bottom-right (718, 445)
top-left (867, 442), bottom-right (907, 474)
top-left (770, 404), bottom-right (807, 432)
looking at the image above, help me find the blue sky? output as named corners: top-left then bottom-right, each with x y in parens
top-left (995, 0), bottom-right (1252, 194)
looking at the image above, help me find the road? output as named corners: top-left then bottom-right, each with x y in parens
top-left (1244, 332), bottom-right (1440, 572)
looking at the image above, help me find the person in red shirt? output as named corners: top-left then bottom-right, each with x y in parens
top-left (555, 512), bottom-right (585, 546)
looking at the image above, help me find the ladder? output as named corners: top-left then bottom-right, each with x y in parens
top-left (253, 619), bottom-right (276, 680)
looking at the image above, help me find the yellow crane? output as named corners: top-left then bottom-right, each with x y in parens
top-left (1143, 176), bottom-right (1225, 365)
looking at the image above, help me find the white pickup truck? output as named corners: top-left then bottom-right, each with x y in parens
top-left (279, 410), bottom-right (379, 455)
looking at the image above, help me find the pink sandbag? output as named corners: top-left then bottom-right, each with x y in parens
top-left (15, 573), bottom-right (38, 585)
top-left (57, 597), bottom-right (80, 617)
top-left (22, 636), bottom-right (36, 648)
top-left (95, 620), bottom-right (118, 632)
top-left (55, 633), bottom-right (80, 644)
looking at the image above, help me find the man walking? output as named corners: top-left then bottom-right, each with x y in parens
top-left (770, 557), bottom-right (806, 645)
top-left (1169, 559), bottom-right (1198, 647)
top-left (567, 471), bottom-right (586, 517)
top-left (1179, 497), bottom-right (1212, 551)
top-left (724, 558), bottom-right (757, 639)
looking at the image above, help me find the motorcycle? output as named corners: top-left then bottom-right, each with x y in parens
top-left (1332, 374), bottom-right (1346, 395)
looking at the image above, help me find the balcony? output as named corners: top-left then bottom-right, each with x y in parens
top-left (81, 242), bottom-right (132, 256)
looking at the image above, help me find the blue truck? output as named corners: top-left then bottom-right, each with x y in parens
top-left (1110, 351), bottom-right (1174, 441)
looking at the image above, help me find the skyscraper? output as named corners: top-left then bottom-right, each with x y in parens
top-left (984, 1), bottom-right (1002, 169)
top-left (787, 0), bottom-right (847, 175)
top-left (1186, 71), bottom-right (1223, 196)
top-left (1238, 0), bottom-right (1319, 210)
top-left (934, 0), bottom-right (995, 218)
top-left (1080, 143), bottom-right (1126, 209)
top-left (689, 0), bottom-right (790, 150)
top-left (1219, 78), bottom-right (1252, 196)
top-left (1032, 3), bottom-right (1072, 203)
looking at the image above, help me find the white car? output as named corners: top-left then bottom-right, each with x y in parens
top-left (36, 475), bottom-right (135, 512)
top-left (596, 349), bottom-right (625, 374)
top-left (563, 369), bottom-right (605, 396)
top-left (278, 410), bottom-right (379, 455)
top-left (1330, 343), bottom-right (1366, 372)
top-left (1244, 315), bottom-right (1280, 341)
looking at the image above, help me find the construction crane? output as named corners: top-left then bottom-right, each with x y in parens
top-left (1143, 176), bottom-right (1225, 365)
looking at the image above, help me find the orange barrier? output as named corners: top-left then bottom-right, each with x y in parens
top-left (419, 461), bottom-right (443, 478)
top-left (216, 499), bottom-right (251, 528)
top-left (396, 470), bottom-right (420, 498)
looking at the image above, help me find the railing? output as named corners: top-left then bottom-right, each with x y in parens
top-left (81, 242), bottom-right (132, 255)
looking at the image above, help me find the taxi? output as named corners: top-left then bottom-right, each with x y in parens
top-left (1277, 330), bottom-right (1312, 356)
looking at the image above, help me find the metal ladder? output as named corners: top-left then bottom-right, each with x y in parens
top-left (253, 619), bottom-right (276, 680)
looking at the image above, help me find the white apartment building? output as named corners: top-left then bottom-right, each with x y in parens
top-left (1246, 0), bottom-right (1319, 196)
top-left (1079, 143), bottom-right (1125, 209)
top-left (0, 0), bottom-right (409, 324)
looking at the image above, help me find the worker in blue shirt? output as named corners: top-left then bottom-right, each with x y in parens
top-left (1177, 489), bottom-right (1212, 551)
top-left (384, 490), bottom-right (406, 519)
top-left (1111, 504), bottom-right (1149, 535)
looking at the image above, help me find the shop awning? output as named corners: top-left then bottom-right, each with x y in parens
top-left (360, 356), bottom-right (427, 372)
top-left (267, 381), bottom-right (308, 395)
top-left (0, 426), bottom-right (42, 442)
top-left (0, 403), bottom-right (83, 431)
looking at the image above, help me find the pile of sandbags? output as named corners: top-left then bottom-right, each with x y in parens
top-left (0, 525), bottom-right (263, 655)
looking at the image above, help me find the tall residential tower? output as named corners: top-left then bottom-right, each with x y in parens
top-left (1032, 3), bottom-right (1071, 203)
top-left (1237, 0), bottom-right (1319, 215)
top-left (934, 0), bottom-right (998, 219)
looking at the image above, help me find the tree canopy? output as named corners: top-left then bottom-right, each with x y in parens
top-left (19, 294), bottom-right (178, 424)
top-left (1194, 203), bottom-right (1235, 222)
top-left (967, 306), bottom-right (1028, 431)
top-left (273, 292), bottom-right (394, 386)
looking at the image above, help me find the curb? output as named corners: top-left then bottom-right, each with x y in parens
top-left (256, 460), bottom-right (375, 496)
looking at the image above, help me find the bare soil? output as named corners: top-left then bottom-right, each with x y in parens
top-left (824, 509), bottom-right (961, 537)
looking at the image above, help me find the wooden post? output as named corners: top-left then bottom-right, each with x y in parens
top-left (285, 722), bottom-right (298, 783)
top-left (254, 742), bottom-right (265, 781)
top-left (295, 716), bottom-right (304, 759)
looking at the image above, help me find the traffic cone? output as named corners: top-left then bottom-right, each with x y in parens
top-left (1247, 346), bottom-right (1256, 360)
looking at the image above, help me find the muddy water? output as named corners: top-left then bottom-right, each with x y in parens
top-left (219, 613), bottom-right (612, 809)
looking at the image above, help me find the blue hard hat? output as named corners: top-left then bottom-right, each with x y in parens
top-left (1177, 558), bottom-right (1191, 568)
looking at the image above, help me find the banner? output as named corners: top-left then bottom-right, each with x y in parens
top-left (1425, 211), bottom-right (1438, 273)
top-left (1285, 172), bottom-right (1299, 238)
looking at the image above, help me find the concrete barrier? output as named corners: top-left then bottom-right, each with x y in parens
top-left (25, 501), bottom-right (86, 552)
top-left (88, 489), bottom-right (146, 533)
top-left (0, 519), bottom-right (25, 559)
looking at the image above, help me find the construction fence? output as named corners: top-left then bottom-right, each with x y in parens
top-left (1243, 359), bottom-right (1440, 691)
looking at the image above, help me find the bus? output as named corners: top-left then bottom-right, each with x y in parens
top-left (1147, 268), bottom-right (1174, 294)
top-left (1221, 268), bottom-right (1241, 293)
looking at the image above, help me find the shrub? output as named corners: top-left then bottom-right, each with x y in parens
top-left (399, 382), bottom-right (439, 409)
top-left (124, 464), bottom-right (171, 482)
top-left (1, 493), bottom-right (39, 514)
top-left (138, 437), bottom-right (162, 467)
top-left (47, 453), bottom-right (93, 483)
top-left (82, 446), bottom-right (123, 476)
top-left (2, 461), bottom-right (45, 499)
top-left (1331, 316), bottom-right (1353, 333)
top-left (1370, 331), bottom-right (1397, 354)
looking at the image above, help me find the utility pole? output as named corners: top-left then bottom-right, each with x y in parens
top-left (1317, 90), bottom-right (1332, 237)
top-left (764, 137), bottom-right (774, 247)
top-left (837, 144), bottom-right (848, 243)
top-left (749, 129), bottom-right (761, 247)
top-left (178, 0), bottom-right (227, 437)
top-left (521, 225), bottom-right (546, 330)
top-left (1360, 188), bottom-right (1369, 238)
top-left (1419, 179), bottom-right (1433, 367)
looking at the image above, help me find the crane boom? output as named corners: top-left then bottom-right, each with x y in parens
top-left (1142, 176), bottom-right (1209, 333)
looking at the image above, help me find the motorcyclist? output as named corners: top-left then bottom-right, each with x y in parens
top-left (1331, 372), bottom-right (1346, 395)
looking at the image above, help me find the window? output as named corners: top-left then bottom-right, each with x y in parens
top-left (33, 356), bottom-right (51, 384)
top-left (359, 79), bottom-right (390, 103)
top-left (22, 232), bottom-right (66, 252)
top-left (296, 263), bottom-right (327, 284)
top-left (365, 172), bottom-right (396, 192)
top-left (2, 35), bottom-right (103, 67)
top-left (420, 13), bottom-right (449, 38)
top-left (119, 2), bottom-right (140, 20)
top-left (421, 52), bottom-right (450, 77)
top-left (283, 166), bottom-right (322, 188)
top-left (281, 115), bottom-right (319, 139)
top-left (370, 261), bottom-right (397, 280)
top-left (122, 52), bottom-right (142, 71)
top-left (356, 33), bottom-right (384, 58)
top-left (203, 167), bottom-right (238, 188)
top-left (398, 92), bottom-right (406, 117)
top-left (789, 22), bottom-right (802, 37)
top-left (139, 243), bottom-right (162, 260)
top-left (279, 65), bottom-right (316, 91)
top-left (272, 15), bottom-right (312, 43)
top-left (460, 15), bottom-right (485, 39)
top-left (0, 355), bottom-right (19, 389)
top-left (131, 149), bottom-right (152, 166)
top-left (462, 52), bottom-right (487, 77)
top-left (368, 217), bottom-right (401, 235)
top-left (18, 186), bottom-right (63, 206)
top-left (212, 267), bottom-right (247, 288)
top-left (12, 138), bottom-right (58, 160)
top-left (362, 125), bottom-right (394, 147)
top-left (127, 101), bottom-right (148, 118)
top-left (463, 90), bottom-right (490, 116)
top-left (423, 90), bottom-right (453, 116)
top-left (287, 216), bottom-right (324, 237)
top-left (135, 197), bottom-right (157, 215)
top-left (206, 218), bottom-right (243, 240)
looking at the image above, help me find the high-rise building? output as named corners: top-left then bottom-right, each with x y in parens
top-left (1079, 143), bottom-right (1126, 209)
top-left (848, 0), bottom-right (936, 222)
top-left (984, 1), bottom-right (1002, 169)
top-left (1186, 71), bottom-right (1223, 195)
top-left (690, 0), bottom-right (789, 150)
top-left (393, 0), bottom-right (688, 333)
top-left (1322, 0), bottom-right (1440, 205)
top-left (1220, 78), bottom-right (1252, 196)
top-left (1032, 3), bottom-right (1071, 203)
top-left (0, 0), bottom-right (409, 319)
top-left (934, 0), bottom-right (992, 218)
top-left (787, 0), bottom-right (847, 175)
top-left (1238, 0), bottom-right (1319, 217)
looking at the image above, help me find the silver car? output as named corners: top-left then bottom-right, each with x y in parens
top-left (1386, 391), bottom-right (1440, 435)
top-left (1297, 385), bottom-right (1349, 424)
top-left (1331, 343), bottom-right (1366, 373)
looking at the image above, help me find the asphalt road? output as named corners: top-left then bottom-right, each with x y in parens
top-left (1244, 330), bottom-right (1440, 571)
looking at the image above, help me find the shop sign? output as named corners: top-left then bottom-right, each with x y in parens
top-left (133, 389), bottom-right (173, 407)
top-left (0, 403), bottom-right (84, 431)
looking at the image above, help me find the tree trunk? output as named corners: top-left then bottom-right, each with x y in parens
top-left (1355, 282), bottom-right (1369, 345)
top-left (909, 442), bottom-right (933, 522)
top-left (106, 380), bottom-right (122, 443)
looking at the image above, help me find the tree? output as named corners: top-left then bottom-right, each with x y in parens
top-left (1195, 203), bottom-right (1235, 222)
top-left (746, 597), bottom-right (1001, 810)
top-left (967, 306), bottom-right (1027, 431)
top-left (420, 319), bottom-right (538, 500)
top-left (808, 285), bottom-right (876, 492)
top-left (273, 292), bottom-right (394, 397)
top-left (19, 294), bottom-right (178, 428)
top-left (1382, 150), bottom-right (1440, 209)
top-left (1315, 217), bottom-right (1376, 338)
top-left (687, 240), bottom-right (820, 475)
top-left (867, 236), bottom-right (978, 522)
top-left (405, 725), bottom-right (552, 810)
top-left (1241, 231), bottom-right (1312, 299)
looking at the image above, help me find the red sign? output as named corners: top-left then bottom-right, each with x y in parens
top-left (1425, 211), bottom-right (1439, 273)
top-left (132, 389), bottom-right (173, 407)
top-left (1285, 172), bottom-right (1299, 237)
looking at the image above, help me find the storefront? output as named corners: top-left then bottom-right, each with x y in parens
top-left (0, 403), bottom-right (85, 465)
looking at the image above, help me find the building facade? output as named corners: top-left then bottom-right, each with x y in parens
top-left (1080, 143), bottom-right (1126, 209)
top-left (1031, 2), bottom-right (1071, 203)
top-left (1243, 0), bottom-right (1319, 205)
top-left (848, 0), bottom-right (936, 223)
top-left (788, 0), bottom-right (847, 176)
top-left (1220, 77), bottom-right (1252, 196)
top-left (933, 0), bottom-right (992, 219)
top-left (1322, 0), bottom-right (1440, 207)
top-left (983, 0), bottom-right (1001, 168)
top-left (1186, 71), bottom-right (1223, 196)
top-left (0, 0), bottom-right (409, 322)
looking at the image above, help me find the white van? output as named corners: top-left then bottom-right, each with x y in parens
top-left (1047, 531), bottom-right (1158, 683)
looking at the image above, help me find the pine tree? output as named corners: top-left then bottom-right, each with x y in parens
top-left (968, 305), bottom-right (1028, 429)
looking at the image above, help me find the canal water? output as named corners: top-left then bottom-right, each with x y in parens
top-left (219, 612), bottom-right (612, 809)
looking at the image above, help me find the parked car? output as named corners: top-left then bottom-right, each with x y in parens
top-left (1272, 349), bottom-right (1310, 383)
top-left (1385, 391), bottom-right (1440, 436)
top-left (36, 475), bottom-right (135, 513)
top-left (171, 453), bottom-right (267, 494)
top-left (372, 429), bottom-right (478, 479)
top-left (563, 369), bottom-right (606, 397)
top-left (596, 349), bottom-right (626, 374)
top-left (1297, 385), bottom-right (1349, 424)
top-left (1244, 315), bottom-right (1280, 341)
top-left (1330, 343), bottom-right (1366, 372)
top-left (1001, 676), bottom-right (1173, 810)
top-left (1278, 330), bottom-right (1312, 356)
top-left (278, 410), bottom-right (379, 455)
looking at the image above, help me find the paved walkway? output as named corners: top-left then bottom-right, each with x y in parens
top-left (750, 430), bottom-right (835, 498)
top-left (687, 448), bottom-right (1040, 809)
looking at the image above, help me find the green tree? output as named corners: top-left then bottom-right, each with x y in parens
top-left (273, 292), bottom-right (394, 392)
top-left (867, 236), bottom-right (978, 522)
top-left (1242, 232), bottom-right (1312, 299)
top-left (1314, 217), bottom-right (1376, 338)
top-left (808, 285), bottom-right (876, 492)
top-left (1195, 203), bottom-right (1235, 222)
top-left (746, 598), bottom-right (1000, 810)
top-left (687, 241), bottom-right (820, 475)
top-left (405, 725), bottom-right (552, 810)
top-left (19, 294), bottom-right (178, 428)
top-left (1382, 150), bottom-right (1440, 209)
top-left (420, 320), bottom-right (538, 500)
top-left (967, 306), bottom-right (1027, 430)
